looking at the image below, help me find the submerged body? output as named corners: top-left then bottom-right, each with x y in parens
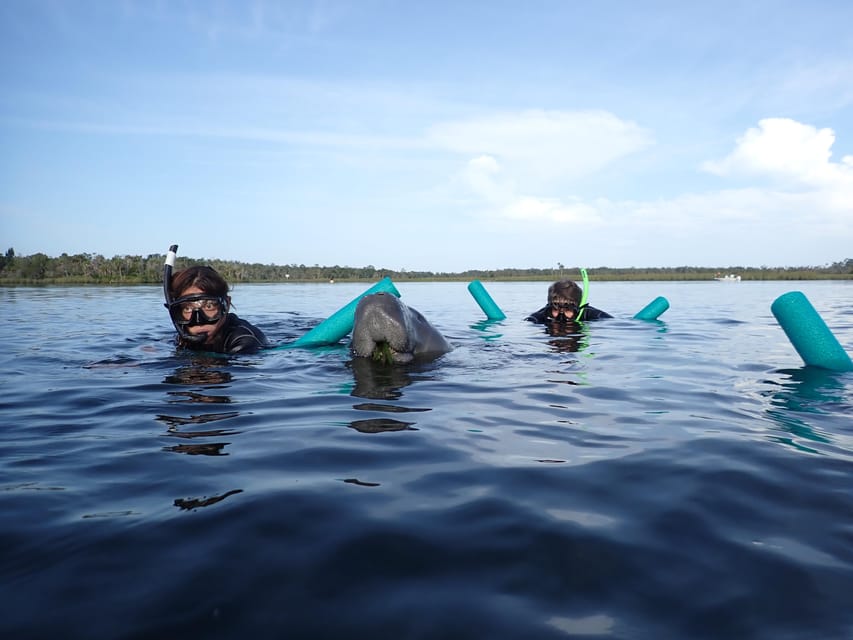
top-left (351, 293), bottom-right (453, 364)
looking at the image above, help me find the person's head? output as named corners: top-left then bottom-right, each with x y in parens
top-left (547, 280), bottom-right (582, 322)
top-left (167, 266), bottom-right (231, 343)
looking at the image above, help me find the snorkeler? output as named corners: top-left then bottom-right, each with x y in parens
top-left (163, 246), bottom-right (269, 354)
top-left (526, 279), bottom-right (612, 325)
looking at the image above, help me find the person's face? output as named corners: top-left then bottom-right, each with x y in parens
top-left (549, 298), bottom-right (578, 321)
top-left (177, 286), bottom-right (225, 336)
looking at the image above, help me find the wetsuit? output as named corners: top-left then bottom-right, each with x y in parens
top-left (525, 305), bottom-right (613, 324)
top-left (179, 313), bottom-right (269, 354)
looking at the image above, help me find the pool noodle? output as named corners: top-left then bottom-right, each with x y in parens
top-left (633, 296), bottom-right (670, 321)
top-left (467, 280), bottom-right (506, 320)
top-left (770, 291), bottom-right (853, 372)
top-left (286, 277), bottom-right (401, 349)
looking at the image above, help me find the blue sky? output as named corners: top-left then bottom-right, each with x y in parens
top-left (2, 1), bottom-right (852, 271)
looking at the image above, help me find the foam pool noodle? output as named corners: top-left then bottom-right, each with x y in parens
top-left (771, 291), bottom-right (852, 372)
top-left (284, 277), bottom-right (401, 349)
top-left (633, 296), bottom-right (670, 321)
top-left (467, 280), bottom-right (506, 320)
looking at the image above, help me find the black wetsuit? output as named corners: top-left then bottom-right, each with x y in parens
top-left (525, 304), bottom-right (613, 324)
top-left (180, 313), bottom-right (269, 354)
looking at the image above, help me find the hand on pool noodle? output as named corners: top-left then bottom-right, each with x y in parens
top-left (467, 280), bottom-right (506, 320)
top-left (771, 291), bottom-right (853, 372)
top-left (287, 277), bottom-right (401, 348)
top-left (633, 296), bottom-right (670, 321)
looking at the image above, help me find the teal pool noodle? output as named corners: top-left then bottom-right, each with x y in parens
top-left (288, 277), bottom-right (401, 348)
top-left (633, 296), bottom-right (670, 321)
top-left (771, 291), bottom-right (853, 372)
top-left (467, 280), bottom-right (506, 320)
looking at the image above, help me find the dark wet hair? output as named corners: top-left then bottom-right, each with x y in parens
top-left (547, 280), bottom-right (582, 305)
top-left (170, 266), bottom-right (230, 300)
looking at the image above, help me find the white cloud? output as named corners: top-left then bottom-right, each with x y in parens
top-left (461, 155), bottom-right (513, 203)
top-left (441, 116), bottom-right (851, 268)
top-left (439, 110), bottom-right (650, 226)
top-left (702, 117), bottom-right (853, 189)
top-left (459, 154), bottom-right (603, 225)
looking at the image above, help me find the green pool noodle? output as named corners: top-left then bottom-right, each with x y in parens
top-left (633, 296), bottom-right (670, 321)
top-left (467, 280), bottom-right (506, 320)
top-left (771, 291), bottom-right (853, 372)
top-left (287, 277), bottom-right (401, 348)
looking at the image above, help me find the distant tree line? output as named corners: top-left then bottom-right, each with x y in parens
top-left (0, 248), bottom-right (851, 284)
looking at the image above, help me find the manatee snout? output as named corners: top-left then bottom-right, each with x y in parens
top-left (351, 293), bottom-right (452, 363)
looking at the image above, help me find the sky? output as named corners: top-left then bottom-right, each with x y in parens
top-left (1, 1), bottom-right (852, 272)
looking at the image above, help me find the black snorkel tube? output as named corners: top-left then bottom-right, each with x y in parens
top-left (163, 244), bottom-right (178, 309)
top-left (163, 243), bottom-right (207, 344)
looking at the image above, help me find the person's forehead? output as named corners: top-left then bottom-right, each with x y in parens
top-left (181, 285), bottom-right (206, 295)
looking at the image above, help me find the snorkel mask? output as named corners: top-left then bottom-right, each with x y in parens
top-left (168, 294), bottom-right (227, 328)
top-left (549, 300), bottom-right (580, 322)
top-left (548, 268), bottom-right (590, 323)
top-left (163, 245), bottom-right (225, 343)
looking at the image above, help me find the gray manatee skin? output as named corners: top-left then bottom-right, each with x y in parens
top-left (351, 293), bottom-right (453, 363)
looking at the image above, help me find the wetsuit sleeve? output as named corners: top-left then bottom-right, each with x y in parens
top-left (525, 306), bottom-right (550, 324)
top-left (223, 318), bottom-right (270, 354)
top-left (580, 306), bottom-right (613, 320)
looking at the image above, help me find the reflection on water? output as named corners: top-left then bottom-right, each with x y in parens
top-left (158, 359), bottom-right (239, 456)
top-left (348, 357), bottom-right (414, 400)
top-left (342, 478), bottom-right (381, 487)
top-left (544, 321), bottom-right (589, 353)
top-left (470, 318), bottom-right (503, 341)
top-left (348, 417), bottom-right (418, 433)
top-left (763, 367), bottom-right (852, 452)
top-left (164, 442), bottom-right (231, 456)
top-left (174, 489), bottom-right (243, 511)
top-left (348, 358), bottom-right (434, 431)
top-left (163, 356), bottom-right (233, 386)
top-left (156, 411), bottom-right (240, 429)
top-left (352, 402), bottom-right (430, 414)
top-left (167, 390), bottom-right (232, 404)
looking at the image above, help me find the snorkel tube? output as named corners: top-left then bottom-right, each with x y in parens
top-left (163, 244), bottom-right (178, 309)
top-left (163, 244), bottom-right (207, 344)
top-left (577, 268), bottom-right (590, 321)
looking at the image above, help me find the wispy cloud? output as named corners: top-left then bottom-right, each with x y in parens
top-left (429, 109), bottom-right (654, 184)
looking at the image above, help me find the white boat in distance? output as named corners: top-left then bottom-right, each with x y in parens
top-left (714, 273), bottom-right (741, 282)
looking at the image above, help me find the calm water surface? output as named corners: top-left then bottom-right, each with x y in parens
top-left (1, 280), bottom-right (852, 639)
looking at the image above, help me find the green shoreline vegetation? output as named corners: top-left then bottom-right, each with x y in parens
top-left (0, 248), bottom-right (851, 285)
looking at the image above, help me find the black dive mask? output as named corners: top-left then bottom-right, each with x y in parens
top-left (167, 294), bottom-right (227, 328)
top-left (549, 301), bottom-right (580, 322)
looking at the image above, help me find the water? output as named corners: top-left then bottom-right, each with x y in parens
top-left (1, 280), bottom-right (852, 639)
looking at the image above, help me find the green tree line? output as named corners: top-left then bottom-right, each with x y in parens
top-left (0, 248), bottom-right (851, 284)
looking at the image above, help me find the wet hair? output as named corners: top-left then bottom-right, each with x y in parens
top-left (170, 266), bottom-right (230, 300)
top-left (547, 280), bottom-right (582, 305)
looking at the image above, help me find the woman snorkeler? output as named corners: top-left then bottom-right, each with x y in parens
top-left (164, 246), bottom-right (269, 354)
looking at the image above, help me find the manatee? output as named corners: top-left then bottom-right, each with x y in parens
top-left (350, 293), bottom-right (453, 364)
